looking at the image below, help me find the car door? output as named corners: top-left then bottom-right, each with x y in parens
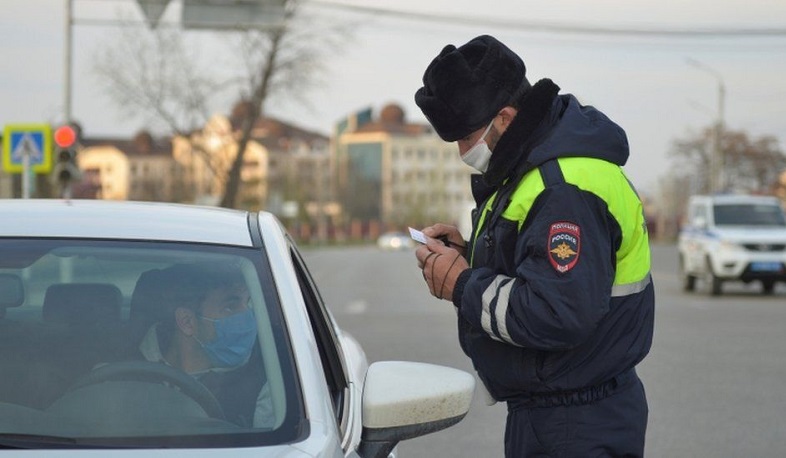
top-left (683, 201), bottom-right (710, 273)
top-left (287, 238), bottom-right (358, 453)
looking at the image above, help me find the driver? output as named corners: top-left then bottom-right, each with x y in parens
top-left (136, 263), bottom-right (273, 428)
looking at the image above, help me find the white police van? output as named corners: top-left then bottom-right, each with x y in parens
top-left (678, 194), bottom-right (786, 295)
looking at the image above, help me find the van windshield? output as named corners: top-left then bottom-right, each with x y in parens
top-left (713, 204), bottom-right (786, 227)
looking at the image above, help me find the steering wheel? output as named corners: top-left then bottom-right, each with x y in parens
top-left (67, 361), bottom-right (225, 420)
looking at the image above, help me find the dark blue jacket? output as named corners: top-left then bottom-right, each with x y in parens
top-left (452, 80), bottom-right (655, 402)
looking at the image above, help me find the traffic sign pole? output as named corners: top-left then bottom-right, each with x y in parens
top-left (22, 148), bottom-right (30, 199)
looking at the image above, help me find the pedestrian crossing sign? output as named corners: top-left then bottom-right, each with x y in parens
top-left (2, 124), bottom-right (53, 174)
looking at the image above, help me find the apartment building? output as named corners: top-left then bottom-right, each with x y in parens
top-left (64, 104), bottom-right (327, 218)
top-left (243, 112), bottom-right (332, 221)
top-left (78, 132), bottom-right (184, 201)
top-left (172, 104), bottom-right (331, 215)
top-left (334, 103), bottom-right (475, 234)
top-left (171, 114), bottom-right (268, 208)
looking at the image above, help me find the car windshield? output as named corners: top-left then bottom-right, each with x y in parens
top-left (0, 238), bottom-right (302, 449)
top-left (713, 204), bottom-right (786, 227)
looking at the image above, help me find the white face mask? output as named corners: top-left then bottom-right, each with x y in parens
top-left (461, 119), bottom-right (495, 173)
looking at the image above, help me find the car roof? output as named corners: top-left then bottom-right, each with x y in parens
top-left (690, 194), bottom-right (781, 205)
top-left (0, 199), bottom-right (255, 246)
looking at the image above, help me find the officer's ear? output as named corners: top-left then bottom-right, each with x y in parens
top-left (174, 307), bottom-right (198, 336)
top-left (496, 106), bottom-right (518, 131)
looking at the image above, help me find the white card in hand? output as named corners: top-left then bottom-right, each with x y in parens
top-left (408, 227), bottom-right (428, 244)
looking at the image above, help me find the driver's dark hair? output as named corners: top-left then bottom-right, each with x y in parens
top-left (157, 263), bottom-right (245, 335)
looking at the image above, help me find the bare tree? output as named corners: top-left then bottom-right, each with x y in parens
top-left (723, 132), bottom-right (785, 194)
top-left (654, 126), bottom-right (786, 240)
top-left (775, 170), bottom-right (786, 207)
top-left (93, 1), bottom-right (348, 208)
top-left (93, 19), bottom-right (218, 139)
top-left (653, 173), bottom-right (694, 241)
top-left (668, 126), bottom-right (786, 195)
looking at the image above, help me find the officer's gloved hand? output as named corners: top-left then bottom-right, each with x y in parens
top-left (422, 224), bottom-right (467, 257)
top-left (415, 239), bottom-right (469, 301)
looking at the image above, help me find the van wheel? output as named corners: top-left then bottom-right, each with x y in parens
top-left (762, 280), bottom-right (776, 295)
top-left (679, 255), bottom-right (696, 292)
top-left (705, 258), bottom-right (722, 296)
top-left (709, 276), bottom-right (723, 296)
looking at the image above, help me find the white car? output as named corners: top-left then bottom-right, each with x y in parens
top-left (678, 194), bottom-right (786, 295)
top-left (0, 199), bottom-right (474, 455)
top-left (376, 232), bottom-right (414, 251)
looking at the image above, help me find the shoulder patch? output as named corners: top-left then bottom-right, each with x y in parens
top-left (548, 222), bottom-right (580, 273)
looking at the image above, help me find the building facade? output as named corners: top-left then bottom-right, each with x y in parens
top-left (245, 113), bottom-right (333, 224)
top-left (78, 132), bottom-right (185, 201)
top-left (335, 104), bottom-right (475, 237)
top-left (69, 105), bottom-right (330, 217)
top-left (171, 108), bottom-right (332, 218)
top-left (171, 114), bottom-right (269, 208)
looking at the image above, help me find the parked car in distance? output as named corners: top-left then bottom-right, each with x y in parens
top-left (377, 232), bottom-right (414, 251)
top-left (0, 199), bottom-right (475, 456)
top-left (678, 194), bottom-right (786, 295)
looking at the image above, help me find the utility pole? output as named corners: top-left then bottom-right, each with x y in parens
top-left (64, 0), bottom-right (73, 123)
top-left (687, 58), bottom-right (726, 193)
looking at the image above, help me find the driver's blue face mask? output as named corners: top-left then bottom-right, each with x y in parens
top-left (197, 308), bottom-right (257, 368)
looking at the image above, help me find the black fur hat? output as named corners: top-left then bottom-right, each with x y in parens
top-left (415, 35), bottom-right (530, 142)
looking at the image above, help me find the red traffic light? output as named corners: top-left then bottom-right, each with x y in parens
top-left (54, 125), bottom-right (77, 148)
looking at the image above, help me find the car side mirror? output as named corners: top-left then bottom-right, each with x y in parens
top-left (358, 361), bottom-right (475, 458)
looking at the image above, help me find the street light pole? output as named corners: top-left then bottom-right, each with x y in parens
top-left (687, 58), bottom-right (726, 193)
top-left (64, 0), bottom-right (73, 123)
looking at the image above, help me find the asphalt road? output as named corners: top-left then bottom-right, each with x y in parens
top-left (301, 243), bottom-right (786, 457)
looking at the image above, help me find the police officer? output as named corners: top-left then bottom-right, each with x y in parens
top-left (414, 35), bottom-right (655, 457)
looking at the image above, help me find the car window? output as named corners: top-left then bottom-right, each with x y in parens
top-left (690, 203), bottom-right (707, 225)
top-left (713, 204), bottom-right (786, 226)
top-left (288, 241), bottom-right (350, 437)
top-left (0, 238), bottom-right (303, 448)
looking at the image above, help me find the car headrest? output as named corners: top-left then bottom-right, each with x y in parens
top-left (130, 268), bottom-right (172, 328)
top-left (0, 273), bottom-right (24, 309)
top-left (128, 267), bottom-right (186, 343)
top-left (42, 283), bottom-right (123, 326)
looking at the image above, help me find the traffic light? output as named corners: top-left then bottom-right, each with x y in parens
top-left (52, 124), bottom-right (82, 198)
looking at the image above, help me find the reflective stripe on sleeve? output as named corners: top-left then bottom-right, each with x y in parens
top-left (611, 273), bottom-right (651, 297)
top-left (480, 277), bottom-right (504, 343)
top-left (481, 276), bottom-right (521, 346)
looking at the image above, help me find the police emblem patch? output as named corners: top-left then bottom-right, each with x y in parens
top-left (548, 222), bottom-right (580, 273)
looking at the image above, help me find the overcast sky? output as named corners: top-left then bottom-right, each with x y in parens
top-left (2, 0), bottom-right (786, 194)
